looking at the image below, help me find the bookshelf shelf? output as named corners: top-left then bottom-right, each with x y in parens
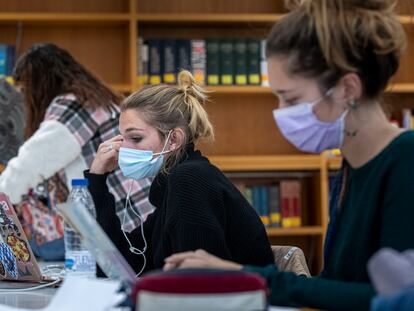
top-left (0, 13), bottom-right (130, 25)
top-left (136, 13), bottom-right (283, 24)
top-left (266, 226), bottom-right (324, 237)
top-left (328, 157), bottom-right (343, 170)
top-left (110, 83), bottom-right (133, 93)
top-left (136, 14), bottom-right (413, 25)
top-left (207, 84), bottom-right (414, 95)
top-left (209, 155), bottom-right (322, 172)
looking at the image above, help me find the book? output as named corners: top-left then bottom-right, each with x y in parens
top-left (163, 39), bottom-right (177, 84)
top-left (206, 39), bottom-right (220, 85)
top-left (0, 44), bottom-right (7, 76)
top-left (259, 186), bottom-right (270, 227)
top-left (176, 39), bottom-right (192, 73)
top-left (234, 39), bottom-right (248, 85)
top-left (247, 39), bottom-right (261, 85)
top-left (219, 39), bottom-right (234, 85)
top-left (148, 39), bottom-right (163, 85)
top-left (268, 185), bottom-right (281, 227)
top-left (137, 37), bottom-right (149, 85)
top-left (191, 40), bottom-right (206, 85)
top-left (260, 39), bottom-right (269, 87)
top-left (402, 109), bottom-right (413, 129)
top-left (280, 180), bottom-right (302, 228)
top-left (251, 186), bottom-right (261, 217)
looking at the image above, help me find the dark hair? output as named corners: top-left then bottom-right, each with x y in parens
top-left (14, 43), bottom-right (122, 138)
top-left (266, 0), bottom-right (406, 99)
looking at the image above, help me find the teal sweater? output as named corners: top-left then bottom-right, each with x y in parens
top-left (244, 131), bottom-right (414, 311)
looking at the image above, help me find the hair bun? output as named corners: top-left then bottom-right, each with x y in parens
top-left (178, 70), bottom-right (195, 90)
top-left (177, 70), bottom-right (207, 104)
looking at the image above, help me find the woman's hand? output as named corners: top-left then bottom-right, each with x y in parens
top-left (90, 135), bottom-right (123, 174)
top-left (163, 249), bottom-right (243, 271)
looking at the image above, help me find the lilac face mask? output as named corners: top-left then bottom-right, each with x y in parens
top-left (273, 91), bottom-right (348, 154)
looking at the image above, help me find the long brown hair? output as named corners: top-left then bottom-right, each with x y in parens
top-left (266, 0), bottom-right (406, 100)
top-left (13, 43), bottom-right (122, 138)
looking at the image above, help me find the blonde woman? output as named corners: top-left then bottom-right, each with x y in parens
top-left (164, 0), bottom-right (414, 310)
top-left (86, 70), bottom-right (274, 275)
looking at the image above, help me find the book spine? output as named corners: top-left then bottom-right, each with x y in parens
top-left (163, 39), bottom-right (177, 84)
top-left (280, 181), bottom-right (292, 228)
top-left (247, 39), bottom-right (261, 85)
top-left (191, 40), bottom-right (206, 85)
top-left (137, 37), bottom-right (149, 85)
top-left (206, 39), bottom-right (220, 85)
top-left (219, 39), bottom-right (234, 85)
top-left (6, 45), bottom-right (15, 77)
top-left (269, 185), bottom-right (281, 227)
top-left (260, 39), bottom-right (269, 87)
top-left (0, 45), bottom-right (7, 76)
top-left (291, 181), bottom-right (302, 227)
top-left (148, 39), bottom-right (163, 85)
top-left (260, 186), bottom-right (270, 227)
top-left (176, 39), bottom-right (192, 73)
top-left (402, 109), bottom-right (412, 129)
top-left (251, 186), bottom-right (261, 217)
top-left (234, 38), bottom-right (247, 85)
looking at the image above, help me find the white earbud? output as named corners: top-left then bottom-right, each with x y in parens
top-left (122, 181), bottom-right (147, 276)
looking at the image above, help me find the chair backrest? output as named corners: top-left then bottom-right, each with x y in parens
top-left (271, 245), bottom-right (310, 277)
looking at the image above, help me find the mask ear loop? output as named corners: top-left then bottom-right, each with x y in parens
top-left (153, 130), bottom-right (173, 157)
top-left (122, 180), bottom-right (147, 277)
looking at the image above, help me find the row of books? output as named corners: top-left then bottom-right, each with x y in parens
top-left (402, 109), bottom-right (414, 129)
top-left (234, 180), bottom-right (302, 228)
top-left (0, 44), bottom-right (16, 77)
top-left (137, 37), bottom-right (269, 87)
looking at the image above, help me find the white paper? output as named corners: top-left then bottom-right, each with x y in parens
top-left (0, 276), bottom-right (124, 311)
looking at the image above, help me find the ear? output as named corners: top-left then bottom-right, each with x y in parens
top-left (333, 73), bottom-right (363, 103)
top-left (168, 128), bottom-right (185, 151)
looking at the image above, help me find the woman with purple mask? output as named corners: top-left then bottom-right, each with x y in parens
top-left (164, 0), bottom-right (414, 310)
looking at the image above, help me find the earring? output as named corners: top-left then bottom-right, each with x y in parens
top-left (349, 99), bottom-right (359, 109)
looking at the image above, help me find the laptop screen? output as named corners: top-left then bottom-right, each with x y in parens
top-left (56, 202), bottom-right (137, 285)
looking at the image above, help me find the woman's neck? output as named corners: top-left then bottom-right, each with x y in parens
top-left (341, 100), bottom-right (405, 169)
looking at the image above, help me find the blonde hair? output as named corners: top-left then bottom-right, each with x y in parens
top-left (266, 0), bottom-right (406, 99)
top-left (121, 70), bottom-right (214, 170)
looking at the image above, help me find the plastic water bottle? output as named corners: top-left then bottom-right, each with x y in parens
top-left (64, 179), bottom-right (97, 278)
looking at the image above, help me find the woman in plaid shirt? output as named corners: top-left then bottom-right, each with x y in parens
top-left (0, 44), bottom-right (152, 259)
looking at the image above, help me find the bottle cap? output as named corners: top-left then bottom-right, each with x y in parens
top-left (71, 179), bottom-right (89, 186)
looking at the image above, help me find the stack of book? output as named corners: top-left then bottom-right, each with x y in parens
top-left (234, 180), bottom-right (302, 228)
top-left (137, 37), bottom-right (269, 87)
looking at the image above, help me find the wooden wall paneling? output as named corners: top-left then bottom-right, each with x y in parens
top-left (0, 0), bottom-right (129, 13)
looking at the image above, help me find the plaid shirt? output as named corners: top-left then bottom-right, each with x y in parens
top-left (44, 94), bottom-right (153, 232)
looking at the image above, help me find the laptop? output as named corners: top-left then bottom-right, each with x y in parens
top-left (0, 192), bottom-right (56, 282)
top-left (56, 202), bottom-right (137, 288)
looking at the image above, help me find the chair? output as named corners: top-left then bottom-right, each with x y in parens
top-left (271, 245), bottom-right (311, 277)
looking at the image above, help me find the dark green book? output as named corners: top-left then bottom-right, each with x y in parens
top-left (219, 39), bottom-right (234, 85)
top-left (234, 38), bottom-right (248, 85)
top-left (206, 39), bottom-right (220, 85)
top-left (247, 38), bottom-right (261, 85)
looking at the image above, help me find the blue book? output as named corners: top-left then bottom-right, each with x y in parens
top-left (251, 186), bottom-right (261, 216)
top-left (6, 45), bottom-right (15, 76)
top-left (259, 186), bottom-right (270, 227)
top-left (0, 44), bottom-right (7, 76)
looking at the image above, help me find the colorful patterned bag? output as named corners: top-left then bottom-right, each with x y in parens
top-left (15, 173), bottom-right (68, 261)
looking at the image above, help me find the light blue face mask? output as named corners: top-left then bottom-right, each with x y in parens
top-left (118, 131), bottom-right (172, 180)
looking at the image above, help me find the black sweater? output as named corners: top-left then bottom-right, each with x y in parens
top-left (85, 144), bottom-right (274, 274)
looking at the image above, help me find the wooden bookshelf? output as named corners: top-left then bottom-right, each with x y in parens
top-left (266, 226), bottom-right (324, 237)
top-left (210, 155), bottom-right (322, 172)
top-left (1, 0), bottom-right (412, 275)
top-left (136, 13), bottom-right (282, 24)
